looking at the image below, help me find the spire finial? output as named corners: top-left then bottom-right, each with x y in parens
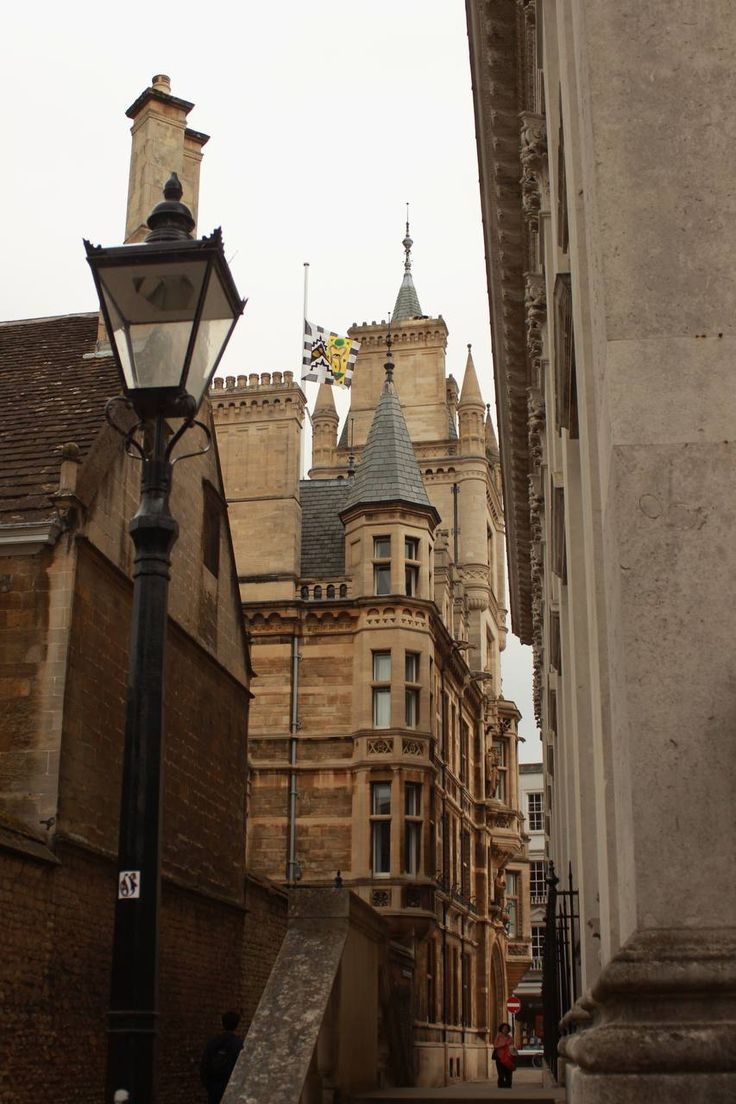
top-left (402, 202), bottom-right (413, 274)
top-left (384, 311), bottom-right (394, 389)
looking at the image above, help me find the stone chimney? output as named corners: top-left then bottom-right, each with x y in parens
top-left (123, 74), bottom-right (209, 243)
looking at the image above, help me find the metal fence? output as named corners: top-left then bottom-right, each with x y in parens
top-left (542, 861), bottom-right (580, 1080)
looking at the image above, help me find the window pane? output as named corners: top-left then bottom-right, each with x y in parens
top-left (374, 564), bottom-right (391, 595)
top-left (405, 821), bottom-right (421, 875)
top-left (372, 820), bottom-right (391, 873)
top-left (373, 652), bottom-right (391, 681)
top-left (372, 782), bottom-right (391, 815)
top-left (405, 652), bottom-right (419, 682)
top-left (405, 688), bottom-right (419, 728)
top-left (405, 537), bottom-right (419, 560)
top-left (405, 782), bottom-right (421, 816)
top-left (373, 687), bottom-right (391, 728)
top-left (507, 898), bottom-right (518, 936)
top-left (405, 564), bottom-right (419, 596)
top-left (374, 536), bottom-right (391, 558)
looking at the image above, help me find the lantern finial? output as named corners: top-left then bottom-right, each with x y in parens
top-left (145, 173), bottom-right (195, 242)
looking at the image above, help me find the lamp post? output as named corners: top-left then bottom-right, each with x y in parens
top-left (85, 174), bottom-right (245, 1104)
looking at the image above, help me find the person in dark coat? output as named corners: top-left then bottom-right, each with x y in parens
top-left (200, 1011), bottom-right (244, 1104)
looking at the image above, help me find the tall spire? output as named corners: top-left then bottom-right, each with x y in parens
top-left (392, 203), bottom-right (423, 322)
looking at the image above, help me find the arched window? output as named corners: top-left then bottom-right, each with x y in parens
top-left (326, 584), bottom-right (335, 599)
top-left (339, 583), bottom-right (348, 598)
top-left (314, 585), bottom-right (322, 600)
top-left (300, 585), bottom-right (309, 600)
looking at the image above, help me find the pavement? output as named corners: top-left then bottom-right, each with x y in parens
top-left (352, 1067), bottom-right (565, 1103)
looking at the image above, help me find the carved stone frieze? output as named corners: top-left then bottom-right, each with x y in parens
top-left (524, 273), bottom-right (547, 372)
top-left (519, 111), bottom-right (547, 176)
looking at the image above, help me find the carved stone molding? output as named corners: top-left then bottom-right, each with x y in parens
top-left (402, 738), bottom-right (424, 757)
top-left (367, 738), bottom-right (394, 755)
top-left (524, 273), bottom-right (547, 372)
top-left (560, 927), bottom-right (736, 1091)
top-left (519, 111), bottom-right (547, 176)
top-left (515, 0), bottom-right (536, 27)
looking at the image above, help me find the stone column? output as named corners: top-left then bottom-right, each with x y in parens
top-left (556, 1), bottom-right (736, 1100)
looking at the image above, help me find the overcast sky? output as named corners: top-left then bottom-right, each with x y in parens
top-left (3, 0), bottom-right (539, 758)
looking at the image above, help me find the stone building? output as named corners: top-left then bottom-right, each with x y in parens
top-left (213, 242), bottom-right (526, 1086)
top-left (514, 762), bottom-right (545, 1045)
top-left (466, 1), bottom-right (736, 1100)
top-left (0, 77), bottom-right (290, 1104)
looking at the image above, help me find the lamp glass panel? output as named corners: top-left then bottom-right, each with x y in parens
top-left (98, 258), bottom-right (208, 392)
top-left (185, 267), bottom-right (237, 407)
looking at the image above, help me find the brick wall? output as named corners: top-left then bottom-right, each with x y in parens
top-left (0, 536), bottom-right (257, 1103)
top-left (0, 837), bottom-right (282, 1104)
top-left (241, 874), bottom-right (288, 1030)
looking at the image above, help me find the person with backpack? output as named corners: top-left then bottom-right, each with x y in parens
top-left (200, 1011), bottom-right (244, 1103)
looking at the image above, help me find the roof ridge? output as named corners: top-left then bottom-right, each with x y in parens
top-left (0, 311), bottom-right (98, 329)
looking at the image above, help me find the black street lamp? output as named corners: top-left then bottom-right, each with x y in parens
top-left (85, 174), bottom-right (245, 1104)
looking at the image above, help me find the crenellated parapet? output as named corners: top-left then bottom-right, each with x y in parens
top-left (210, 371), bottom-right (306, 424)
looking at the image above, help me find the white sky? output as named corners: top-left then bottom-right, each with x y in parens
top-left (3, 0), bottom-right (539, 758)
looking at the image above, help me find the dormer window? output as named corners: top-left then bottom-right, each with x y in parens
top-left (405, 536), bottom-right (420, 596)
top-left (373, 536), bottom-right (391, 595)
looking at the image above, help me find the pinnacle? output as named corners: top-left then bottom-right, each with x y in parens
top-left (459, 344), bottom-right (484, 407)
top-left (313, 380), bottom-right (337, 417)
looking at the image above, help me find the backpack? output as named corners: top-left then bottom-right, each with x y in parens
top-left (208, 1042), bottom-right (234, 1080)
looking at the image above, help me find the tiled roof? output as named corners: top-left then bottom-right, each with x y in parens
top-left (392, 271), bottom-right (423, 323)
top-left (343, 383), bottom-right (433, 513)
top-left (300, 479), bottom-right (349, 577)
top-left (0, 313), bottom-right (118, 524)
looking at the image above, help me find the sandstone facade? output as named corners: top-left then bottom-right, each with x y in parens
top-left (214, 262), bottom-right (527, 1087)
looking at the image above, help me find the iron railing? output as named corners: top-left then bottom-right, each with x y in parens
top-left (542, 860), bottom-right (580, 1080)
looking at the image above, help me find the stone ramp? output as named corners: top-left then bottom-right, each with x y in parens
top-left (223, 891), bottom-right (350, 1104)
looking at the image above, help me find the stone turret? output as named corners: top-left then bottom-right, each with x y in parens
top-left (458, 345), bottom-right (485, 454)
top-left (341, 352), bottom-right (439, 601)
top-left (211, 372), bottom-right (305, 602)
top-left (310, 382), bottom-right (339, 474)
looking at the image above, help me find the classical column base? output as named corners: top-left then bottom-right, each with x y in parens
top-left (560, 928), bottom-right (736, 1104)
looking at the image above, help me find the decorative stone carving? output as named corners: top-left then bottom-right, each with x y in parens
top-left (367, 738), bottom-right (393, 755)
top-left (371, 889), bottom-right (390, 908)
top-left (485, 747), bottom-right (501, 798)
top-left (402, 739), bottom-right (423, 757)
top-left (516, 0), bottom-right (536, 26)
top-left (524, 273), bottom-right (547, 373)
top-left (519, 112), bottom-right (547, 176)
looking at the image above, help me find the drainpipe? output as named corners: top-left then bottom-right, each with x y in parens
top-left (286, 634), bottom-right (300, 883)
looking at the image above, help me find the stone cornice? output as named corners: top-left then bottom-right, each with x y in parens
top-left (466, 0), bottom-right (536, 644)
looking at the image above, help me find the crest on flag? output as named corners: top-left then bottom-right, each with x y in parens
top-left (302, 321), bottom-right (360, 387)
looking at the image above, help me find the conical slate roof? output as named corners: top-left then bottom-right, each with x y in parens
top-left (392, 212), bottom-right (423, 322)
top-left (393, 270), bottom-right (423, 322)
top-left (343, 381), bottom-right (433, 513)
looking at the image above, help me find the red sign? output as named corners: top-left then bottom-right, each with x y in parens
top-left (506, 996), bottom-right (522, 1015)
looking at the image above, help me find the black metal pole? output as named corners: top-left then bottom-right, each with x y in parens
top-left (107, 415), bottom-right (179, 1104)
